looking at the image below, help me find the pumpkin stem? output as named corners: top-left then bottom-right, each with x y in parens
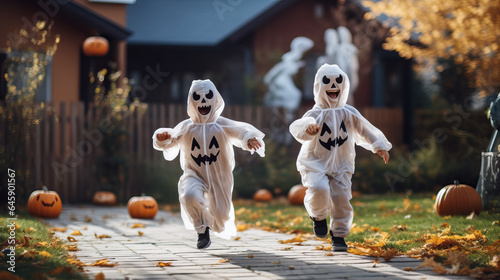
top-left (42, 185), bottom-right (49, 192)
top-left (454, 180), bottom-right (460, 185)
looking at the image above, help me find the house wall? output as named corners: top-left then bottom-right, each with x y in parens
top-left (252, 1), bottom-right (376, 108)
top-left (0, 0), bottom-right (128, 105)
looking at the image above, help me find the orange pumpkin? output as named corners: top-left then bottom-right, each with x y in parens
top-left (434, 180), bottom-right (482, 216)
top-left (288, 185), bottom-right (307, 205)
top-left (28, 186), bottom-right (62, 218)
top-left (82, 36), bottom-right (109, 56)
top-left (93, 191), bottom-right (116, 206)
top-left (253, 189), bottom-right (273, 202)
top-left (127, 194), bottom-right (158, 219)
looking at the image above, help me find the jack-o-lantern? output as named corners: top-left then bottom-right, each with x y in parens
top-left (127, 194), bottom-right (158, 219)
top-left (93, 191), bottom-right (116, 206)
top-left (253, 189), bottom-right (273, 202)
top-left (434, 180), bottom-right (482, 216)
top-left (82, 36), bottom-right (109, 56)
top-left (28, 186), bottom-right (62, 218)
top-left (288, 185), bottom-right (307, 205)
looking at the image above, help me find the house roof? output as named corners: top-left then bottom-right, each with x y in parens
top-left (126, 0), bottom-right (284, 46)
top-left (60, 0), bottom-right (132, 40)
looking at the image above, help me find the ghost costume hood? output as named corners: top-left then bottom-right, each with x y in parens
top-left (153, 79), bottom-right (265, 239)
top-left (313, 64), bottom-right (349, 109)
top-left (290, 64), bottom-right (392, 176)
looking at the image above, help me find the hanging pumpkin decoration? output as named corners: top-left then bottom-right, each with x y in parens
top-left (93, 191), bottom-right (117, 206)
top-left (82, 36), bottom-right (109, 56)
top-left (434, 180), bottom-right (482, 216)
top-left (253, 189), bottom-right (273, 202)
top-left (127, 194), bottom-right (158, 219)
top-left (28, 186), bottom-right (63, 218)
top-left (288, 184), bottom-right (307, 205)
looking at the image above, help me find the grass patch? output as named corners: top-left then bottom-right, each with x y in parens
top-left (234, 194), bottom-right (500, 269)
top-left (0, 212), bottom-right (84, 279)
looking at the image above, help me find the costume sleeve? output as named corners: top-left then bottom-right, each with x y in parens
top-left (152, 120), bottom-right (189, 161)
top-left (289, 108), bottom-right (321, 143)
top-left (218, 117), bottom-right (265, 157)
top-left (346, 105), bottom-right (392, 153)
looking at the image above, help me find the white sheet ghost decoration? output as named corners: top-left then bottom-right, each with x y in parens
top-left (336, 26), bottom-right (359, 104)
top-left (264, 36), bottom-right (314, 111)
top-left (316, 28), bottom-right (339, 69)
top-left (152, 79), bottom-right (265, 239)
top-left (289, 64), bottom-right (391, 237)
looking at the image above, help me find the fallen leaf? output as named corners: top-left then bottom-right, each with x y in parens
top-left (248, 255), bottom-right (254, 258)
top-left (289, 266), bottom-right (295, 270)
top-left (19, 250), bottom-right (37, 260)
top-left (131, 223), bottom-right (145, 228)
top-left (71, 230), bottom-right (82, 235)
top-left (493, 221), bottom-right (499, 226)
top-left (84, 216), bottom-right (92, 223)
top-left (24, 227), bottom-right (35, 233)
top-left (138, 231), bottom-right (144, 236)
top-left (95, 272), bottom-right (105, 280)
top-left (34, 241), bottom-right (48, 247)
top-left (324, 252), bottom-right (334, 256)
top-left (156, 261), bottom-right (171, 267)
top-left (440, 222), bottom-right (450, 228)
top-left (272, 261), bottom-right (281, 264)
top-left (90, 259), bottom-right (117, 267)
top-left (70, 214), bottom-right (78, 221)
top-left (95, 234), bottom-right (111, 239)
top-left (233, 236), bottom-right (241, 241)
top-left (490, 255), bottom-right (500, 268)
top-left (38, 251), bottom-right (52, 258)
top-left (49, 227), bottom-right (68, 232)
top-left (278, 235), bottom-right (307, 245)
top-left (219, 259), bottom-right (229, 263)
top-left (67, 244), bottom-right (78, 251)
top-left (67, 236), bottom-right (78, 242)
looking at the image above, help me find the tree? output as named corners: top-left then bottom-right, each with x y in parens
top-left (363, 0), bottom-right (500, 96)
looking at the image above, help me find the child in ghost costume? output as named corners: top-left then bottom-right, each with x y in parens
top-left (153, 80), bottom-right (265, 249)
top-left (289, 64), bottom-right (391, 251)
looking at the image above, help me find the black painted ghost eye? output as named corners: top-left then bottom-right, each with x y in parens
top-left (193, 91), bottom-right (200, 101)
top-left (322, 76), bottom-right (331, 84)
top-left (336, 75), bottom-right (343, 84)
top-left (206, 90), bottom-right (214, 99)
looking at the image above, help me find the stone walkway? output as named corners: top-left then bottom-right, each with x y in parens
top-left (48, 206), bottom-right (469, 280)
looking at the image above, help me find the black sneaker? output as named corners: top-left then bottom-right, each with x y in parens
top-left (330, 231), bottom-right (348, 252)
top-left (310, 217), bottom-right (328, 238)
top-left (197, 227), bottom-right (211, 249)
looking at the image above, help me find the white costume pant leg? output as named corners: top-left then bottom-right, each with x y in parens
top-left (301, 171), bottom-right (331, 221)
top-left (179, 176), bottom-right (214, 234)
top-left (329, 173), bottom-right (353, 237)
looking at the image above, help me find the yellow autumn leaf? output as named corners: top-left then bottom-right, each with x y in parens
top-left (95, 234), bottom-right (111, 239)
top-left (90, 259), bottom-right (117, 267)
top-left (71, 230), bottom-right (82, 235)
top-left (34, 241), bottom-right (48, 247)
top-left (219, 259), bottom-right (229, 263)
top-left (50, 227), bottom-right (68, 232)
top-left (24, 227), bottom-right (35, 233)
top-left (156, 261), bottom-right (171, 267)
top-left (278, 235), bottom-right (307, 245)
top-left (67, 244), bottom-right (78, 251)
top-left (138, 231), bottom-right (144, 236)
top-left (131, 223), bottom-right (145, 228)
top-left (38, 250), bottom-right (52, 257)
top-left (233, 236), bottom-right (241, 241)
top-left (247, 254), bottom-right (254, 258)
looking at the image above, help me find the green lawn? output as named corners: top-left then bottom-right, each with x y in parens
top-left (234, 194), bottom-right (500, 269)
top-left (0, 214), bottom-right (85, 280)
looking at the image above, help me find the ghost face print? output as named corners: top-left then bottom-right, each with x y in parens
top-left (313, 64), bottom-right (350, 109)
top-left (192, 89), bottom-right (214, 116)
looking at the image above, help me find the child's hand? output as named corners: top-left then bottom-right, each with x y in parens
top-left (306, 123), bottom-right (321, 135)
top-left (247, 138), bottom-right (261, 151)
top-left (377, 150), bottom-right (390, 164)
top-left (157, 132), bottom-right (171, 141)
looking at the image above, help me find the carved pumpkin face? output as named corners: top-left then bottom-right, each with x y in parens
top-left (93, 191), bottom-right (117, 206)
top-left (127, 195), bottom-right (158, 219)
top-left (82, 36), bottom-right (109, 56)
top-left (190, 136), bottom-right (220, 167)
top-left (28, 186), bottom-right (62, 218)
top-left (318, 120), bottom-right (348, 151)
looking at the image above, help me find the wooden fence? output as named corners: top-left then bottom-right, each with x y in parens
top-left (1, 102), bottom-right (402, 203)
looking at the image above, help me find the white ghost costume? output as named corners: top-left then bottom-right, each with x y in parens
top-left (153, 79), bottom-right (265, 239)
top-left (289, 64), bottom-right (391, 237)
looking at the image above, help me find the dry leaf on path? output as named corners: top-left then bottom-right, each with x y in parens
top-left (156, 262), bottom-right (171, 267)
top-left (71, 230), bottom-right (82, 235)
top-left (67, 236), bottom-right (78, 242)
top-left (95, 272), bottom-right (105, 280)
top-left (90, 259), bottom-right (117, 267)
top-left (131, 223), bottom-right (145, 228)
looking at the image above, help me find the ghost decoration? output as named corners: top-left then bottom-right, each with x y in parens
top-left (336, 26), bottom-right (359, 104)
top-left (316, 28), bottom-right (339, 69)
top-left (289, 64), bottom-right (391, 237)
top-left (152, 79), bottom-right (265, 240)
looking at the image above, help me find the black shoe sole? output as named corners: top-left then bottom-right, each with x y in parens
top-left (197, 239), bottom-right (211, 249)
top-left (332, 246), bottom-right (348, 252)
